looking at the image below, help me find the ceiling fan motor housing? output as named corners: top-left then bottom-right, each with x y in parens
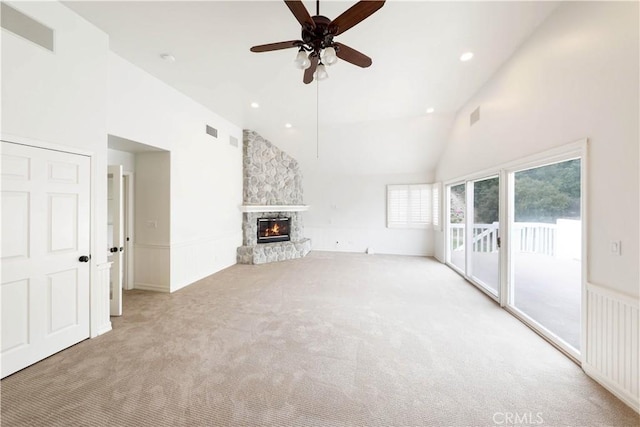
top-left (301, 15), bottom-right (335, 55)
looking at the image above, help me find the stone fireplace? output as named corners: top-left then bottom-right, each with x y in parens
top-left (237, 130), bottom-right (311, 264)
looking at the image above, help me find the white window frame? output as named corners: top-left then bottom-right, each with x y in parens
top-left (386, 184), bottom-right (432, 229)
top-left (432, 182), bottom-right (442, 231)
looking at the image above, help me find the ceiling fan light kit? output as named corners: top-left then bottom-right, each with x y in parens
top-left (294, 49), bottom-right (312, 69)
top-left (314, 63), bottom-right (329, 81)
top-left (322, 46), bottom-right (338, 66)
top-left (250, 0), bottom-right (385, 84)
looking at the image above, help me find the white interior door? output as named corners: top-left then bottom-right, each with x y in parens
top-left (107, 165), bottom-right (123, 316)
top-left (1, 141), bottom-right (91, 378)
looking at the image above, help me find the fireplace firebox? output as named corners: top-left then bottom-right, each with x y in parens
top-left (257, 218), bottom-right (291, 243)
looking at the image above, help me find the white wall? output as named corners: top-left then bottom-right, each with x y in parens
top-left (107, 148), bottom-right (136, 172)
top-left (134, 152), bottom-right (171, 292)
top-left (270, 117), bottom-right (443, 257)
top-left (304, 171), bottom-right (434, 256)
top-left (435, 1), bottom-right (639, 297)
top-left (107, 53), bottom-right (243, 292)
top-left (1, 1), bottom-right (109, 334)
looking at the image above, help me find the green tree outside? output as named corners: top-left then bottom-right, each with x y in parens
top-left (450, 159), bottom-right (581, 224)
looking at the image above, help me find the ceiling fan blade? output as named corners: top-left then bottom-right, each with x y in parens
top-left (329, 1), bottom-right (385, 36)
top-left (250, 40), bottom-right (302, 53)
top-left (284, 0), bottom-right (316, 30)
top-left (335, 42), bottom-right (372, 68)
top-left (303, 55), bottom-right (319, 84)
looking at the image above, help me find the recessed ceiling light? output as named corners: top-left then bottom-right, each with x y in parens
top-left (426, 108), bottom-right (435, 114)
top-left (160, 53), bottom-right (176, 62)
top-left (460, 52), bottom-right (474, 62)
top-left (285, 123), bottom-right (292, 128)
top-left (250, 102), bottom-right (260, 108)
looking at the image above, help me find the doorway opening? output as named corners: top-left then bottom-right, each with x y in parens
top-left (107, 134), bottom-right (169, 317)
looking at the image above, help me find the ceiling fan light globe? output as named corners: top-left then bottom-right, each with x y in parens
top-left (315, 63), bottom-right (329, 80)
top-left (323, 47), bottom-right (338, 66)
top-left (294, 50), bottom-right (310, 69)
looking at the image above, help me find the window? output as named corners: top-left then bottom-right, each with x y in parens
top-left (387, 184), bottom-right (432, 228)
top-left (432, 182), bottom-right (441, 230)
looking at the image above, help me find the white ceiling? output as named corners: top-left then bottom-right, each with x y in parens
top-left (65, 0), bottom-right (559, 175)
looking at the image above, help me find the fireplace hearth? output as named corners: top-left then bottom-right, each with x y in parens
top-left (257, 218), bottom-right (290, 243)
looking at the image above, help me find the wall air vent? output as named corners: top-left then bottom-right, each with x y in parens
top-left (1, 3), bottom-right (54, 52)
top-left (206, 125), bottom-right (218, 138)
top-left (229, 136), bottom-right (239, 148)
top-left (470, 106), bottom-right (480, 126)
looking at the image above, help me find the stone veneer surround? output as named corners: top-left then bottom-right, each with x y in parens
top-left (242, 130), bottom-right (303, 205)
top-left (237, 131), bottom-right (311, 264)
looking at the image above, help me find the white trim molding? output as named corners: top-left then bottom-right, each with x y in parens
top-left (583, 282), bottom-right (639, 413)
top-left (93, 262), bottom-right (113, 337)
top-left (240, 205), bottom-right (309, 213)
top-left (134, 282), bottom-right (170, 293)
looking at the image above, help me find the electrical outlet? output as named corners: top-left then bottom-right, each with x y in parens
top-left (610, 240), bottom-right (621, 255)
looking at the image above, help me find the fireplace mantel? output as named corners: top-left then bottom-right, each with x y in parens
top-left (240, 205), bottom-right (309, 213)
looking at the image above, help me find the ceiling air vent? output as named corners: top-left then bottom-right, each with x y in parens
top-left (206, 125), bottom-right (218, 138)
top-left (470, 106), bottom-right (480, 126)
top-left (229, 136), bottom-right (239, 148)
top-left (1, 3), bottom-right (54, 52)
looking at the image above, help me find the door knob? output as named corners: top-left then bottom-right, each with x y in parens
top-left (78, 255), bottom-right (91, 263)
top-left (119, 247), bottom-right (124, 252)
top-left (109, 247), bottom-right (118, 253)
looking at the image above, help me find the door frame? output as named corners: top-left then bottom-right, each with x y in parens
top-left (1, 132), bottom-right (104, 338)
top-left (502, 144), bottom-right (587, 362)
top-left (444, 180), bottom-right (467, 277)
top-left (466, 175), bottom-right (501, 298)
top-left (443, 139), bottom-right (588, 363)
top-left (123, 171), bottom-right (135, 290)
top-left (445, 176), bottom-right (502, 303)
top-left (108, 165), bottom-right (123, 316)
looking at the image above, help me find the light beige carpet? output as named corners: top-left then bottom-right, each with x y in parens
top-left (1, 252), bottom-right (637, 426)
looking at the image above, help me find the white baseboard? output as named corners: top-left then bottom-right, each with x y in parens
top-left (134, 282), bottom-right (169, 293)
top-left (583, 363), bottom-right (639, 413)
top-left (96, 323), bottom-right (112, 336)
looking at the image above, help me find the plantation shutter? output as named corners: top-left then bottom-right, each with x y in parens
top-left (387, 184), bottom-right (432, 228)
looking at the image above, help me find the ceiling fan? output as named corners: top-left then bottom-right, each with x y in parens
top-left (250, 0), bottom-right (385, 84)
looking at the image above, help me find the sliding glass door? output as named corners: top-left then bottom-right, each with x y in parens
top-left (447, 183), bottom-right (466, 273)
top-left (446, 177), bottom-right (500, 297)
top-left (444, 146), bottom-right (584, 359)
top-left (469, 176), bottom-right (500, 295)
top-left (509, 158), bottom-right (582, 354)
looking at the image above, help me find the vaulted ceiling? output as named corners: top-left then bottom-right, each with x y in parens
top-left (65, 1), bottom-right (558, 175)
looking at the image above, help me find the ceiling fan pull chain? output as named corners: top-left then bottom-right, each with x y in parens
top-left (317, 0), bottom-right (320, 16)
